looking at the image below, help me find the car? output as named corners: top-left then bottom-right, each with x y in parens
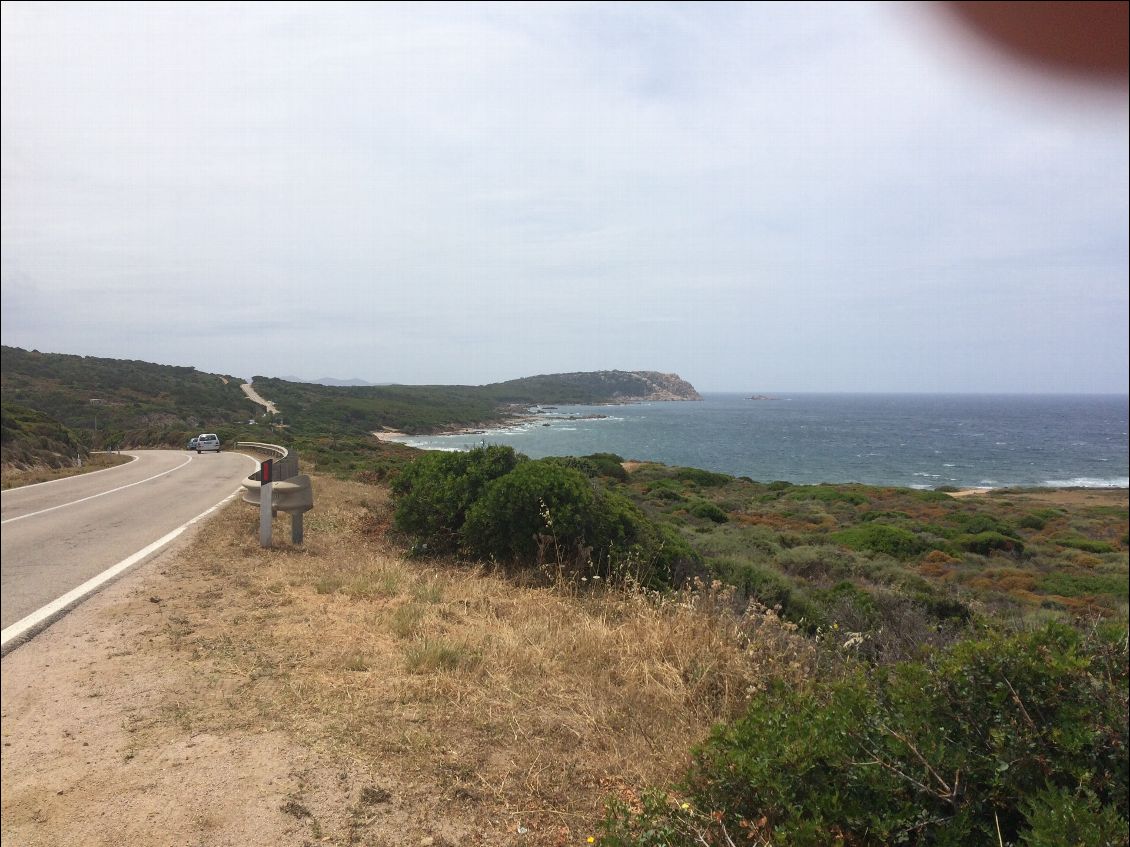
top-left (186, 437), bottom-right (198, 451)
top-left (196, 433), bottom-right (221, 453)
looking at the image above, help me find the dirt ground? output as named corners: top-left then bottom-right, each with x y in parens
top-left (2, 475), bottom-right (804, 847)
top-left (1, 528), bottom-right (451, 847)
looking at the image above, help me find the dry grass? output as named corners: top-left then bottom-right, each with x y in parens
top-left (149, 474), bottom-right (818, 844)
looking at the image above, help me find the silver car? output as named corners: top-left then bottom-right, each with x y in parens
top-left (196, 433), bottom-right (221, 453)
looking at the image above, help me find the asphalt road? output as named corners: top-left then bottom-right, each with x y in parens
top-left (1, 449), bottom-right (257, 633)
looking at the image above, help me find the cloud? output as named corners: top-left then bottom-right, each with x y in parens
top-left (2, 1), bottom-right (1126, 391)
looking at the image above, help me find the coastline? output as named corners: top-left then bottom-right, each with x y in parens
top-left (372, 395), bottom-right (1128, 494)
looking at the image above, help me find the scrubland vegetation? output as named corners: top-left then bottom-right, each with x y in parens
top-left (387, 447), bottom-right (1128, 846)
top-left (2, 346), bottom-right (1126, 844)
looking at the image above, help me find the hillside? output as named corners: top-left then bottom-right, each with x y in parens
top-left (485, 370), bottom-right (702, 404)
top-left (0, 403), bottom-right (88, 470)
top-left (1, 348), bottom-right (701, 448)
top-left (246, 369), bottom-right (701, 437)
top-left (0, 347), bottom-right (257, 445)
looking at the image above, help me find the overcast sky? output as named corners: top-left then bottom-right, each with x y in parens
top-left (2, 2), bottom-right (1127, 392)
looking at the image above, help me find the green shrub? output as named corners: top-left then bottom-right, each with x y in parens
top-left (710, 558), bottom-right (796, 612)
top-left (831, 524), bottom-right (928, 559)
top-left (391, 446), bottom-right (521, 553)
top-left (688, 500), bottom-right (728, 524)
top-left (787, 486), bottom-right (867, 505)
top-left (1038, 571), bottom-right (1129, 601)
top-left (949, 512), bottom-right (1020, 538)
top-left (673, 467), bottom-right (732, 488)
top-left (463, 459), bottom-right (602, 564)
top-left (957, 531), bottom-right (1025, 556)
top-left (860, 509), bottom-right (911, 523)
top-left (911, 488), bottom-right (956, 502)
top-left (1019, 513), bottom-right (1050, 530)
top-left (584, 452), bottom-right (629, 481)
top-left (1020, 786), bottom-right (1128, 847)
top-left (602, 622), bottom-right (1129, 846)
top-left (776, 545), bottom-right (860, 581)
top-left (1056, 535), bottom-right (1116, 554)
top-left (644, 479), bottom-right (686, 502)
top-left (545, 452), bottom-right (629, 482)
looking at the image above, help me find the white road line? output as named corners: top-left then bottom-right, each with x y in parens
top-left (1, 487), bottom-right (244, 650)
top-left (0, 453), bottom-right (140, 494)
top-left (1, 455), bottom-right (194, 525)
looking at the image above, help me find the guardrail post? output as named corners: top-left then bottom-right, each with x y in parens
top-left (260, 458), bottom-right (274, 547)
top-left (291, 513), bottom-right (303, 544)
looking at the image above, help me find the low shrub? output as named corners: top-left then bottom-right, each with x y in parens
top-left (463, 460), bottom-right (608, 566)
top-left (1038, 571), bottom-right (1129, 601)
top-left (710, 558), bottom-right (796, 613)
top-left (673, 467), bottom-right (733, 488)
top-left (831, 524), bottom-right (928, 559)
top-left (788, 485), bottom-right (867, 505)
top-left (391, 445), bottom-right (520, 553)
top-left (688, 500), bottom-right (728, 524)
top-left (949, 512), bottom-right (1020, 538)
top-left (1056, 535), bottom-right (1116, 554)
top-left (958, 531), bottom-right (1025, 556)
top-left (602, 622), bottom-right (1129, 846)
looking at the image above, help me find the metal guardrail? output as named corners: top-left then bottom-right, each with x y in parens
top-left (237, 441), bottom-right (298, 482)
top-left (236, 442), bottom-right (312, 545)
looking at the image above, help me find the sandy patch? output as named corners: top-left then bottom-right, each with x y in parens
top-left (372, 429), bottom-right (408, 442)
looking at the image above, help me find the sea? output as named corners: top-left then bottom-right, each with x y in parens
top-left (393, 393), bottom-right (1129, 491)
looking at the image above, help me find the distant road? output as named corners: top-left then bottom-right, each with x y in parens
top-left (1, 449), bottom-right (256, 638)
top-left (241, 382), bottom-right (278, 414)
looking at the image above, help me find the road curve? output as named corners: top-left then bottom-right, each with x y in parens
top-left (1, 449), bottom-right (257, 634)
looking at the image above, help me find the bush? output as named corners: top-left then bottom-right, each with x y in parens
top-left (949, 512), bottom-right (1020, 537)
top-left (958, 531), bottom-right (1025, 556)
top-left (1021, 786), bottom-right (1128, 847)
top-left (391, 446), bottom-right (521, 553)
top-left (710, 558), bottom-right (796, 613)
top-left (673, 467), bottom-right (732, 488)
top-left (787, 486), bottom-right (867, 505)
top-left (545, 452), bottom-right (629, 482)
top-left (831, 524), bottom-right (928, 559)
top-left (602, 622), bottom-right (1129, 846)
top-left (688, 500), bottom-right (728, 523)
top-left (1056, 535), bottom-right (1116, 554)
top-left (463, 459), bottom-right (601, 564)
top-left (584, 452), bottom-right (630, 481)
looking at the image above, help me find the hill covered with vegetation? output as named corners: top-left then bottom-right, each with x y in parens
top-left (253, 369), bottom-right (700, 437)
top-left (1, 403), bottom-right (88, 470)
top-left (1, 347), bottom-right (701, 459)
top-left (1, 346), bottom-right (257, 449)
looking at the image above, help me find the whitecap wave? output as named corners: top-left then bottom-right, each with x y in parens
top-left (1042, 477), bottom-right (1129, 488)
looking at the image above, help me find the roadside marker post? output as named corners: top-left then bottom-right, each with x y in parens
top-left (260, 459), bottom-right (273, 546)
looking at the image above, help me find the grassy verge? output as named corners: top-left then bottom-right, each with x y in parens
top-left (146, 472), bottom-right (816, 843)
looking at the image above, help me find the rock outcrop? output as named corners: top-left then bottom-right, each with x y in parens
top-left (623, 371), bottom-right (702, 401)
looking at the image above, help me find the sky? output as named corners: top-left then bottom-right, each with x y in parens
top-left (2, 2), bottom-right (1127, 393)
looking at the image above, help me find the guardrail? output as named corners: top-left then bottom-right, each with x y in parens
top-left (237, 441), bottom-right (298, 482)
top-left (236, 442), bottom-right (313, 546)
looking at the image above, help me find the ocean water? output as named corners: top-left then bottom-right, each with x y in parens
top-left (393, 394), bottom-right (1129, 491)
